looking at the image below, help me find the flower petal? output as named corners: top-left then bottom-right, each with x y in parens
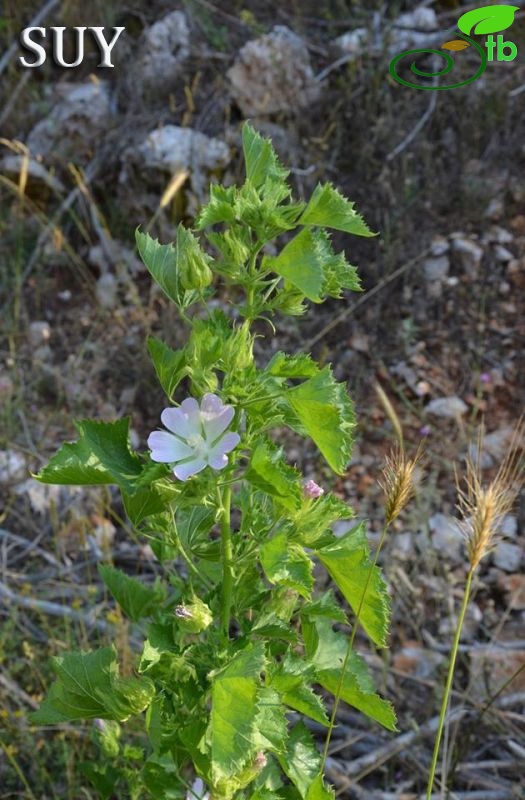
top-left (207, 432), bottom-right (240, 470)
top-left (161, 407), bottom-right (195, 439)
top-left (173, 457), bottom-right (207, 481)
top-left (202, 405), bottom-right (234, 443)
top-left (148, 431), bottom-right (194, 462)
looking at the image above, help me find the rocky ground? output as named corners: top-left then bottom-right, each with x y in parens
top-left (0, 1), bottom-right (524, 798)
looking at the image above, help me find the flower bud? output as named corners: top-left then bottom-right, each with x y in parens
top-left (177, 225), bottom-right (213, 292)
top-left (175, 597), bottom-right (212, 633)
top-left (304, 479), bottom-right (324, 499)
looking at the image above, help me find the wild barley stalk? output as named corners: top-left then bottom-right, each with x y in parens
top-left (425, 422), bottom-right (524, 799)
top-left (322, 445), bottom-right (421, 765)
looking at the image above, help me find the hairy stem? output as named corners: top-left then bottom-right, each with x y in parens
top-left (426, 567), bottom-right (474, 799)
top-left (219, 485), bottom-right (233, 638)
top-left (322, 523), bottom-right (389, 766)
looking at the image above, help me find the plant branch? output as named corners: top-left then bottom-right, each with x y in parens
top-left (218, 485), bottom-right (233, 638)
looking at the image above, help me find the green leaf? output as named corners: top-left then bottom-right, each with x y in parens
top-left (287, 368), bottom-right (355, 475)
top-left (270, 653), bottom-right (328, 727)
top-left (290, 493), bottom-right (355, 547)
top-left (312, 230), bottom-right (362, 298)
top-left (98, 565), bottom-right (166, 623)
top-left (37, 418), bottom-right (142, 493)
top-left (278, 723), bottom-right (321, 799)
top-left (299, 183), bottom-right (374, 237)
top-left (458, 4), bottom-right (518, 36)
top-left (31, 646), bottom-right (155, 724)
top-left (196, 184), bottom-right (237, 228)
top-left (242, 122), bottom-right (290, 189)
top-left (269, 228), bottom-right (324, 302)
top-left (260, 532), bottom-right (313, 598)
top-left (147, 337), bottom-right (187, 399)
top-left (253, 686), bottom-right (289, 755)
top-left (306, 776), bottom-right (335, 800)
top-left (209, 644), bottom-right (265, 781)
top-left (136, 230), bottom-right (185, 307)
top-left (301, 591), bottom-right (347, 624)
top-left (79, 763), bottom-right (120, 800)
top-left (175, 224), bottom-right (214, 292)
top-left (315, 522), bottom-right (390, 648)
top-left (302, 616), bottom-right (396, 731)
top-left (266, 352), bottom-right (320, 379)
top-left (245, 440), bottom-right (302, 511)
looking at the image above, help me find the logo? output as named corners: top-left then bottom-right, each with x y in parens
top-left (389, 4), bottom-right (519, 90)
top-left (19, 27), bottom-right (125, 69)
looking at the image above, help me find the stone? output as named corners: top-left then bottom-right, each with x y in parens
top-left (121, 126), bottom-right (230, 214)
top-left (497, 573), bottom-right (525, 610)
top-left (493, 542), bottom-right (522, 573)
top-left (451, 236), bottom-right (483, 274)
top-left (484, 197), bottom-right (504, 221)
top-left (228, 26), bottom-right (320, 116)
top-left (429, 513), bottom-right (464, 561)
top-left (469, 646), bottom-right (525, 701)
top-left (336, 5), bottom-right (439, 60)
top-left (28, 321), bottom-right (51, 347)
top-left (493, 244), bottom-right (514, 263)
top-left (430, 235), bottom-right (449, 257)
top-left (14, 479), bottom-right (61, 514)
top-left (393, 641), bottom-right (444, 679)
top-left (0, 450), bottom-right (27, 483)
top-left (27, 82), bottom-right (114, 163)
top-left (136, 11), bottom-right (189, 92)
top-left (423, 254), bottom-right (449, 283)
top-left (426, 396), bottom-right (468, 419)
top-left (439, 602), bottom-right (482, 641)
top-left (96, 273), bottom-right (119, 309)
top-left (335, 27), bottom-right (369, 58)
top-left (0, 155), bottom-right (65, 194)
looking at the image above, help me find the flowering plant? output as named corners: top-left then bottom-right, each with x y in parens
top-left (32, 124), bottom-right (395, 799)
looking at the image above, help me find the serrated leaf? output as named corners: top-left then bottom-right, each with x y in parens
top-left (196, 184), bottom-right (237, 228)
top-left (245, 440), bottom-right (302, 511)
top-left (209, 644), bottom-right (265, 781)
top-left (278, 723), bottom-right (321, 799)
top-left (266, 352), bottom-right (320, 379)
top-left (136, 230), bottom-right (184, 306)
top-left (269, 228), bottom-right (324, 302)
top-left (458, 5), bottom-right (518, 36)
top-left (299, 183), bottom-right (374, 237)
top-left (301, 591), bottom-right (347, 624)
top-left (98, 565), bottom-right (166, 623)
top-left (270, 653), bottom-right (328, 727)
top-left (122, 485), bottom-right (167, 526)
top-left (147, 337), bottom-right (187, 399)
top-left (242, 122), bottom-right (290, 189)
top-left (287, 368), bottom-right (356, 475)
top-left (79, 763), bottom-right (120, 800)
top-left (305, 776), bottom-right (335, 800)
top-left (315, 522), bottom-right (390, 647)
top-left (37, 418), bottom-right (142, 493)
top-left (31, 646), bottom-right (155, 724)
top-left (260, 532), bottom-right (313, 599)
top-left (253, 686), bottom-right (289, 754)
top-left (302, 617), bottom-right (396, 731)
top-left (290, 493), bottom-right (355, 547)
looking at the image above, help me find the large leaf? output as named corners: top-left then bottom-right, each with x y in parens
top-left (306, 776), bottom-right (335, 800)
top-left (266, 352), bottom-right (320, 379)
top-left (245, 440), bottom-right (302, 511)
top-left (31, 646), bottom-right (155, 724)
top-left (269, 228), bottom-right (324, 302)
top-left (290, 493), bottom-right (355, 547)
top-left (37, 418), bottom-right (142, 493)
top-left (147, 337), bottom-right (187, 399)
top-left (299, 183), bottom-right (373, 237)
top-left (98, 564), bottom-right (166, 623)
top-left (270, 652), bottom-right (328, 727)
top-left (209, 644), bottom-right (265, 781)
top-left (286, 368), bottom-right (355, 475)
top-left (315, 522), bottom-right (390, 648)
top-left (302, 616), bottom-right (396, 731)
top-left (253, 686), bottom-right (289, 755)
top-left (278, 723), bottom-right (321, 799)
top-left (136, 230), bottom-right (184, 306)
top-left (458, 5), bottom-right (518, 36)
top-left (260, 532), bottom-right (313, 598)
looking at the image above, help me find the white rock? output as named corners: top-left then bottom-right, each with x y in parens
top-left (137, 11), bottom-right (189, 91)
top-left (14, 479), bottom-right (61, 514)
top-left (429, 513), bottom-right (464, 560)
top-left (484, 197), bottom-right (504, 221)
top-left (430, 235), bottom-right (449, 257)
top-left (27, 83), bottom-right (113, 162)
top-left (423, 254), bottom-right (449, 283)
top-left (122, 126), bottom-right (230, 204)
top-left (493, 542), bottom-right (522, 573)
top-left (487, 225), bottom-right (513, 244)
top-left (451, 236), bottom-right (483, 273)
top-left (493, 244), bottom-right (513, 263)
top-left (426, 396), bottom-right (468, 419)
top-left (501, 515), bottom-right (518, 539)
top-left (335, 27), bottom-right (369, 58)
top-left (0, 450), bottom-right (27, 483)
top-left (0, 155), bottom-right (65, 193)
top-left (28, 321), bottom-right (51, 347)
top-left (228, 26), bottom-right (320, 116)
top-left (387, 6), bottom-right (439, 53)
top-left (96, 273), bottom-right (118, 309)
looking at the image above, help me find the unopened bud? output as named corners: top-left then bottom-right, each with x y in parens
top-left (304, 479), bottom-right (324, 499)
top-left (175, 597), bottom-right (212, 633)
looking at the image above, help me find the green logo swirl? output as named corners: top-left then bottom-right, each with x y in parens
top-left (389, 34), bottom-right (487, 90)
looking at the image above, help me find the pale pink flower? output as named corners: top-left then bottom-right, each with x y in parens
top-left (148, 394), bottom-right (240, 481)
top-left (304, 479), bottom-right (324, 499)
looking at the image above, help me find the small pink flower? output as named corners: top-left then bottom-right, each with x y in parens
top-left (148, 394), bottom-right (240, 481)
top-left (419, 425), bottom-right (432, 437)
top-left (304, 479), bottom-right (324, 499)
top-left (480, 372), bottom-right (492, 385)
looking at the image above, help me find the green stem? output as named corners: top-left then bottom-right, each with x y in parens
top-left (169, 508), bottom-right (213, 589)
top-left (425, 568), bottom-right (474, 799)
top-left (322, 524), bottom-right (389, 766)
top-left (218, 485), bottom-right (233, 638)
